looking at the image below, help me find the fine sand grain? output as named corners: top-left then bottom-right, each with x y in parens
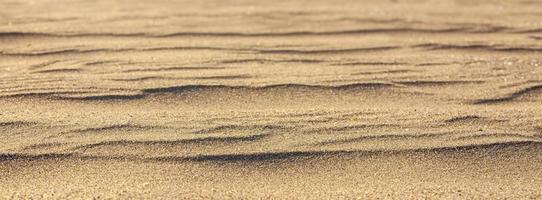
top-left (1, 0), bottom-right (542, 199)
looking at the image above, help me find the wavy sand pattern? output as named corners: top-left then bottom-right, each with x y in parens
top-left (1, 0), bottom-right (542, 199)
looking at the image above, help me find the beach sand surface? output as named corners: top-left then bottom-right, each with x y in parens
top-left (1, 0), bottom-right (542, 198)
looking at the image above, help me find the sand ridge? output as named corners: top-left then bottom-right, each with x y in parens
top-left (1, 0), bottom-right (542, 198)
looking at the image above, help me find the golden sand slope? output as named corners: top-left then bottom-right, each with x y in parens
top-left (1, 0), bottom-right (542, 198)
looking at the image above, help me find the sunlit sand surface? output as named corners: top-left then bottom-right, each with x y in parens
top-left (1, 0), bottom-right (542, 198)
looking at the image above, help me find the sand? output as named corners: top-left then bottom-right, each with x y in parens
top-left (1, 0), bottom-right (542, 199)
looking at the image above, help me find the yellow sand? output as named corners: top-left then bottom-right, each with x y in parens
top-left (1, 0), bottom-right (541, 199)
